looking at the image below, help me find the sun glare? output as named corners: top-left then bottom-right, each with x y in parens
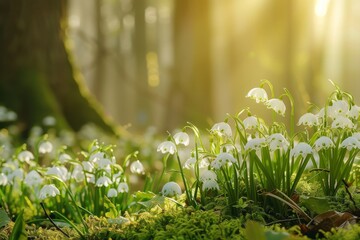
top-left (315, 0), bottom-right (330, 17)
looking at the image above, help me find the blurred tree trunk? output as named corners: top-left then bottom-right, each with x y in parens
top-left (0, 0), bottom-right (117, 135)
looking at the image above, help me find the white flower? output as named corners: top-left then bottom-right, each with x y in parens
top-left (243, 116), bottom-right (258, 130)
top-left (183, 157), bottom-right (196, 169)
top-left (298, 113), bottom-right (318, 127)
top-left (96, 176), bottom-right (112, 187)
top-left (313, 136), bottom-right (335, 151)
top-left (331, 116), bottom-right (354, 129)
top-left (211, 122), bottom-right (232, 138)
top-left (173, 132), bottom-right (190, 146)
top-left (266, 99), bottom-right (286, 116)
top-left (267, 133), bottom-right (289, 152)
top-left (290, 143), bottom-right (313, 159)
top-left (39, 141), bottom-right (53, 154)
top-left (130, 160), bottom-right (145, 175)
top-left (107, 188), bottom-right (118, 198)
top-left (59, 153), bottom-right (72, 163)
top-left (347, 105), bottom-right (360, 119)
top-left (117, 182), bottom-right (129, 193)
top-left (0, 173), bottom-right (8, 186)
top-left (157, 141), bottom-right (176, 155)
top-left (202, 180), bottom-right (220, 191)
top-left (200, 170), bottom-right (217, 182)
top-left (71, 165), bottom-right (85, 182)
top-left (328, 100), bottom-right (349, 119)
top-left (211, 152), bottom-right (237, 169)
top-left (46, 166), bottom-right (69, 181)
top-left (39, 184), bottom-right (60, 200)
top-left (17, 150), bottom-right (34, 164)
top-left (82, 161), bottom-right (94, 172)
top-left (245, 138), bottom-right (266, 151)
top-left (199, 158), bottom-right (210, 168)
top-left (8, 169), bottom-right (24, 182)
top-left (340, 137), bottom-right (360, 151)
top-left (352, 132), bottom-right (360, 141)
top-left (246, 87), bottom-right (268, 103)
top-left (24, 170), bottom-right (43, 186)
top-left (161, 181), bottom-right (182, 197)
top-left (89, 152), bottom-right (105, 163)
top-left (96, 158), bottom-right (112, 170)
top-left (42, 116), bottom-right (56, 126)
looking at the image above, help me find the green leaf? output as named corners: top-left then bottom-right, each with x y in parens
top-left (104, 196), bottom-right (118, 219)
top-left (245, 221), bottom-right (266, 240)
top-left (9, 210), bottom-right (27, 240)
top-left (300, 196), bottom-right (331, 215)
top-left (265, 230), bottom-right (290, 240)
top-left (0, 208), bottom-right (10, 228)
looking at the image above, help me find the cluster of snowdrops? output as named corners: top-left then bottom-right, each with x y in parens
top-left (1, 80), bottom-right (360, 233)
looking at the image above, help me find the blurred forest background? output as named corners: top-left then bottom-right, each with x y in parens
top-left (2, 0), bottom-right (360, 134)
top-left (68, 0), bottom-right (360, 133)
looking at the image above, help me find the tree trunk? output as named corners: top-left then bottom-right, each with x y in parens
top-left (0, 0), bottom-right (117, 136)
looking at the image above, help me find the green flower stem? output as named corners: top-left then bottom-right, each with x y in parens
top-left (283, 88), bottom-right (295, 137)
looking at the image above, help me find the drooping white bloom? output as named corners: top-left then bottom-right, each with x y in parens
top-left (246, 87), bottom-right (268, 103)
top-left (161, 181), bottom-right (182, 197)
top-left (267, 133), bottom-right (289, 152)
top-left (82, 161), bottom-right (94, 172)
top-left (173, 132), bottom-right (190, 146)
top-left (8, 168), bottom-right (24, 182)
top-left (352, 132), bottom-right (360, 141)
top-left (96, 158), bottom-right (112, 170)
top-left (24, 170), bottom-right (43, 186)
top-left (245, 138), bottom-right (266, 151)
top-left (211, 152), bottom-right (237, 170)
top-left (211, 122), bottom-right (232, 138)
top-left (117, 182), bottom-right (129, 193)
top-left (71, 165), bottom-right (85, 182)
top-left (298, 113), bottom-right (318, 127)
top-left (290, 142), bottom-right (313, 159)
top-left (39, 141), bottom-right (53, 154)
top-left (183, 157), bottom-right (196, 169)
top-left (89, 152), bottom-right (105, 163)
top-left (266, 99), bottom-right (286, 116)
top-left (313, 136), bottom-right (335, 151)
top-left (243, 116), bottom-right (258, 130)
top-left (157, 141), bottom-right (177, 155)
top-left (328, 100), bottom-right (349, 119)
top-left (347, 105), bottom-right (360, 119)
top-left (17, 150), bottom-right (34, 164)
top-left (340, 137), bottom-right (360, 151)
top-left (0, 173), bottom-right (8, 186)
top-left (96, 176), bottom-right (112, 187)
top-left (130, 160), bottom-right (145, 175)
top-left (59, 153), bottom-right (72, 163)
top-left (107, 188), bottom-right (118, 198)
top-left (331, 116), bottom-right (354, 129)
top-left (199, 158), bottom-right (210, 169)
top-left (46, 166), bottom-right (69, 181)
top-left (42, 116), bottom-right (56, 126)
top-left (200, 170), bottom-right (217, 182)
top-left (202, 179), bottom-right (220, 191)
top-left (39, 184), bottom-right (60, 200)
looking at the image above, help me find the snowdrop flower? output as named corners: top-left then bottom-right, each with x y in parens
top-left (46, 166), bottom-right (68, 181)
top-left (86, 174), bottom-right (95, 184)
top-left (96, 176), bottom-right (112, 187)
top-left (59, 153), bottom-right (72, 163)
top-left (89, 152), bottom-right (105, 163)
top-left (183, 157), bottom-right (196, 169)
top-left (328, 100), bottom-right (349, 119)
top-left (199, 158), bottom-right (210, 169)
top-left (130, 160), bottom-right (145, 175)
top-left (0, 173), bottom-right (8, 186)
top-left (39, 141), bottom-right (53, 154)
top-left (243, 116), bottom-right (258, 130)
top-left (173, 132), bottom-right (190, 146)
top-left (82, 161), bottom-right (94, 172)
top-left (211, 122), bottom-right (232, 138)
top-left (266, 99), bottom-right (286, 116)
top-left (42, 116), bottom-right (56, 126)
top-left (161, 181), bottom-right (182, 197)
top-left (39, 184), bottom-right (60, 200)
top-left (96, 158), bottom-right (112, 170)
top-left (200, 170), bottom-right (217, 182)
top-left (313, 136), bottom-right (335, 151)
top-left (117, 182), bottom-right (129, 193)
top-left (202, 180), bottom-right (220, 191)
top-left (352, 132), bottom-right (360, 141)
top-left (347, 105), bottom-right (360, 119)
top-left (24, 170), bottom-right (43, 186)
top-left (298, 113), bottom-right (318, 127)
top-left (267, 133), bottom-right (289, 152)
top-left (107, 188), bottom-right (118, 198)
top-left (157, 141), bottom-right (176, 155)
top-left (8, 168), bottom-right (24, 182)
top-left (17, 150), bottom-right (34, 164)
top-left (246, 87), bottom-right (268, 103)
top-left (245, 138), bottom-right (266, 151)
top-left (71, 165), bottom-right (85, 182)
top-left (340, 137), bottom-right (360, 151)
top-left (331, 116), bottom-right (354, 129)
top-left (211, 152), bottom-right (237, 169)
top-left (290, 143), bottom-right (313, 159)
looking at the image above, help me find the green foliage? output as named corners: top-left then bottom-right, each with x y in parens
top-left (9, 209), bottom-right (27, 240)
top-left (0, 209), bottom-right (10, 228)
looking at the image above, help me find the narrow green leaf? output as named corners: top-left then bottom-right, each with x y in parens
top-left (0, 208), bottom-right (10, 228)
top-left (9, 210), bottom-right (27, 240)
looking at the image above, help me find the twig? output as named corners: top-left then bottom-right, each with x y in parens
top-left (342, 179), bottom-right (359, 210)
top-left (40, 202), bottom-right (70, 238)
